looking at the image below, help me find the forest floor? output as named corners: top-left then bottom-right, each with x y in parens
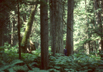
top-left (0, 51), bottom-right (103, 72)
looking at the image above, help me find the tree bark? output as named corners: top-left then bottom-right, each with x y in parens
top-left (50, 0), bottom-right (56, 56)
top-left (55, 0), bottom-right (63, 53)
top-left (40, 0), bottom-right (49, 69)
top-left (50, 0), bottom-right (63, 55)
top-left (17, 0), bottom-right (21, 59)
top-left (66, 0), bottom-right (74, 56)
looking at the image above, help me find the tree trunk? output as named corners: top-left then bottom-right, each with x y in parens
top-left (50, 0), bottom-right (56, 56)
top-left (40, 0), bottom-right (49, 69)
top-left (17, 0), bottom-right (21, 59)
top-left (0, 27), bottom-right (3, 46)
top-left (66, 0), bottom-right (74, 56)
top-left (85, 0), bottom-right (90, 54)
top-left (50, 0), bottom-right (63, 55)
top-left (21, 1), bottom-right (37, 53)
top-left (55, 0), bottom-right (63, 53)
top-left (99, 0), bottom-right (103, 51)
top-left (94, 0), bottom-right (103, 59)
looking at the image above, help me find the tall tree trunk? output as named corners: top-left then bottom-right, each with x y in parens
top-left (40, 0), bottom-right (49, 69)
top-left (50, 0), bottom-right (56, 56)
top-left (50, 0), bottom-right (63, 55)
top-left (99, 0), bottom-right (103, 51)
top-left (17, 0), bottom-right (21, 59)
top-left (66, 0), bottom-right (74, 56)
top-left (85, 0), bottom-right (90, 54)
top-left (99, 0), bottom-right (103, 58)
top-left (55, 0), bottom-right (63, 53)
top-left (11, 18), bottom-right (16, 46)
top-left (11, 20), bottom-right (14, 46)
top-left (21, 1), bottom-right (37, 53)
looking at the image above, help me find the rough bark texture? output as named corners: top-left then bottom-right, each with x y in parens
top-left (50, 0), bottom-right (56, 56)
top-left (55, 0), bottom-right (63, 53)
top-left (17, 0), bottom-right (21, 59)
top-left (21, 1), bottom-right (37, 53)
top-left (50, 0), bottom-right (63, 55)
top-left (40, 0), bottom-right (48, 69)
top-left (66, 0), bottom-right (74, 56)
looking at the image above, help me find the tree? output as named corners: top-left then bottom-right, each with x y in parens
top-left (17, 0), bottom-right (21, 59)
top-left (66, 0), bottom-right (74, 56)
top-left (49, 0), bottom-right (56, 56)
top-left (55, 0), bottom-right (63, 53)
top-left (94, 0), bottom-right (103, 58)
top-left (40, 0), bottom-right (49, 69)
top-left (21, 0), bottom-right (38, 53)
top-left (0, 0), bottom-right (16, 46)
top-left (50, 0), bottom-right (63, 56)
top-left (84, 0), bottom-right (90, 54)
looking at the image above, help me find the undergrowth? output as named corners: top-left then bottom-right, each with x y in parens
top-left (0, 43), bottom-right (103, 72)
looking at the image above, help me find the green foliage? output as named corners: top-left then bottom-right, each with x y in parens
top-left (0, 48), bottom-right (103, 72)
top-left (1, 44), bottom-right (102, 71)
top-left (0, 43), bottom-right (41, 71)
top-left (13, 65), bottom-right (28, 72)
top-left (0, 43), bottom-right (17, 63)
top-left (31, 48), bottom-right (41, 57)
top-left (21, 53), bottom-right (37, 64)
top-left (49, 53), bottom-right (101, 72)
top-left (0, 43), bottom-right (19, 62)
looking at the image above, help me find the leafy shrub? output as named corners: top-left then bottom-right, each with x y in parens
top-left (31, 48), bottom-right (41, 57)
top-left (49, 53), bottom-right (101, 72)
top-left (21, 53), bottom-right (37, 64)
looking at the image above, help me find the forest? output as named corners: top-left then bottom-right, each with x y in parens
top-left (0, 0), bottom-right (103, 72)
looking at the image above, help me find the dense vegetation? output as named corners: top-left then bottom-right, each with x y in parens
top-left (0, 45), bottom-right (103, 72)
top-left (0, 0), bottom-right (103, 72)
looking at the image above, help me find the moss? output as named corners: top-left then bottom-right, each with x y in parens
top-left (21, 4), bottom-right (37, 53)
